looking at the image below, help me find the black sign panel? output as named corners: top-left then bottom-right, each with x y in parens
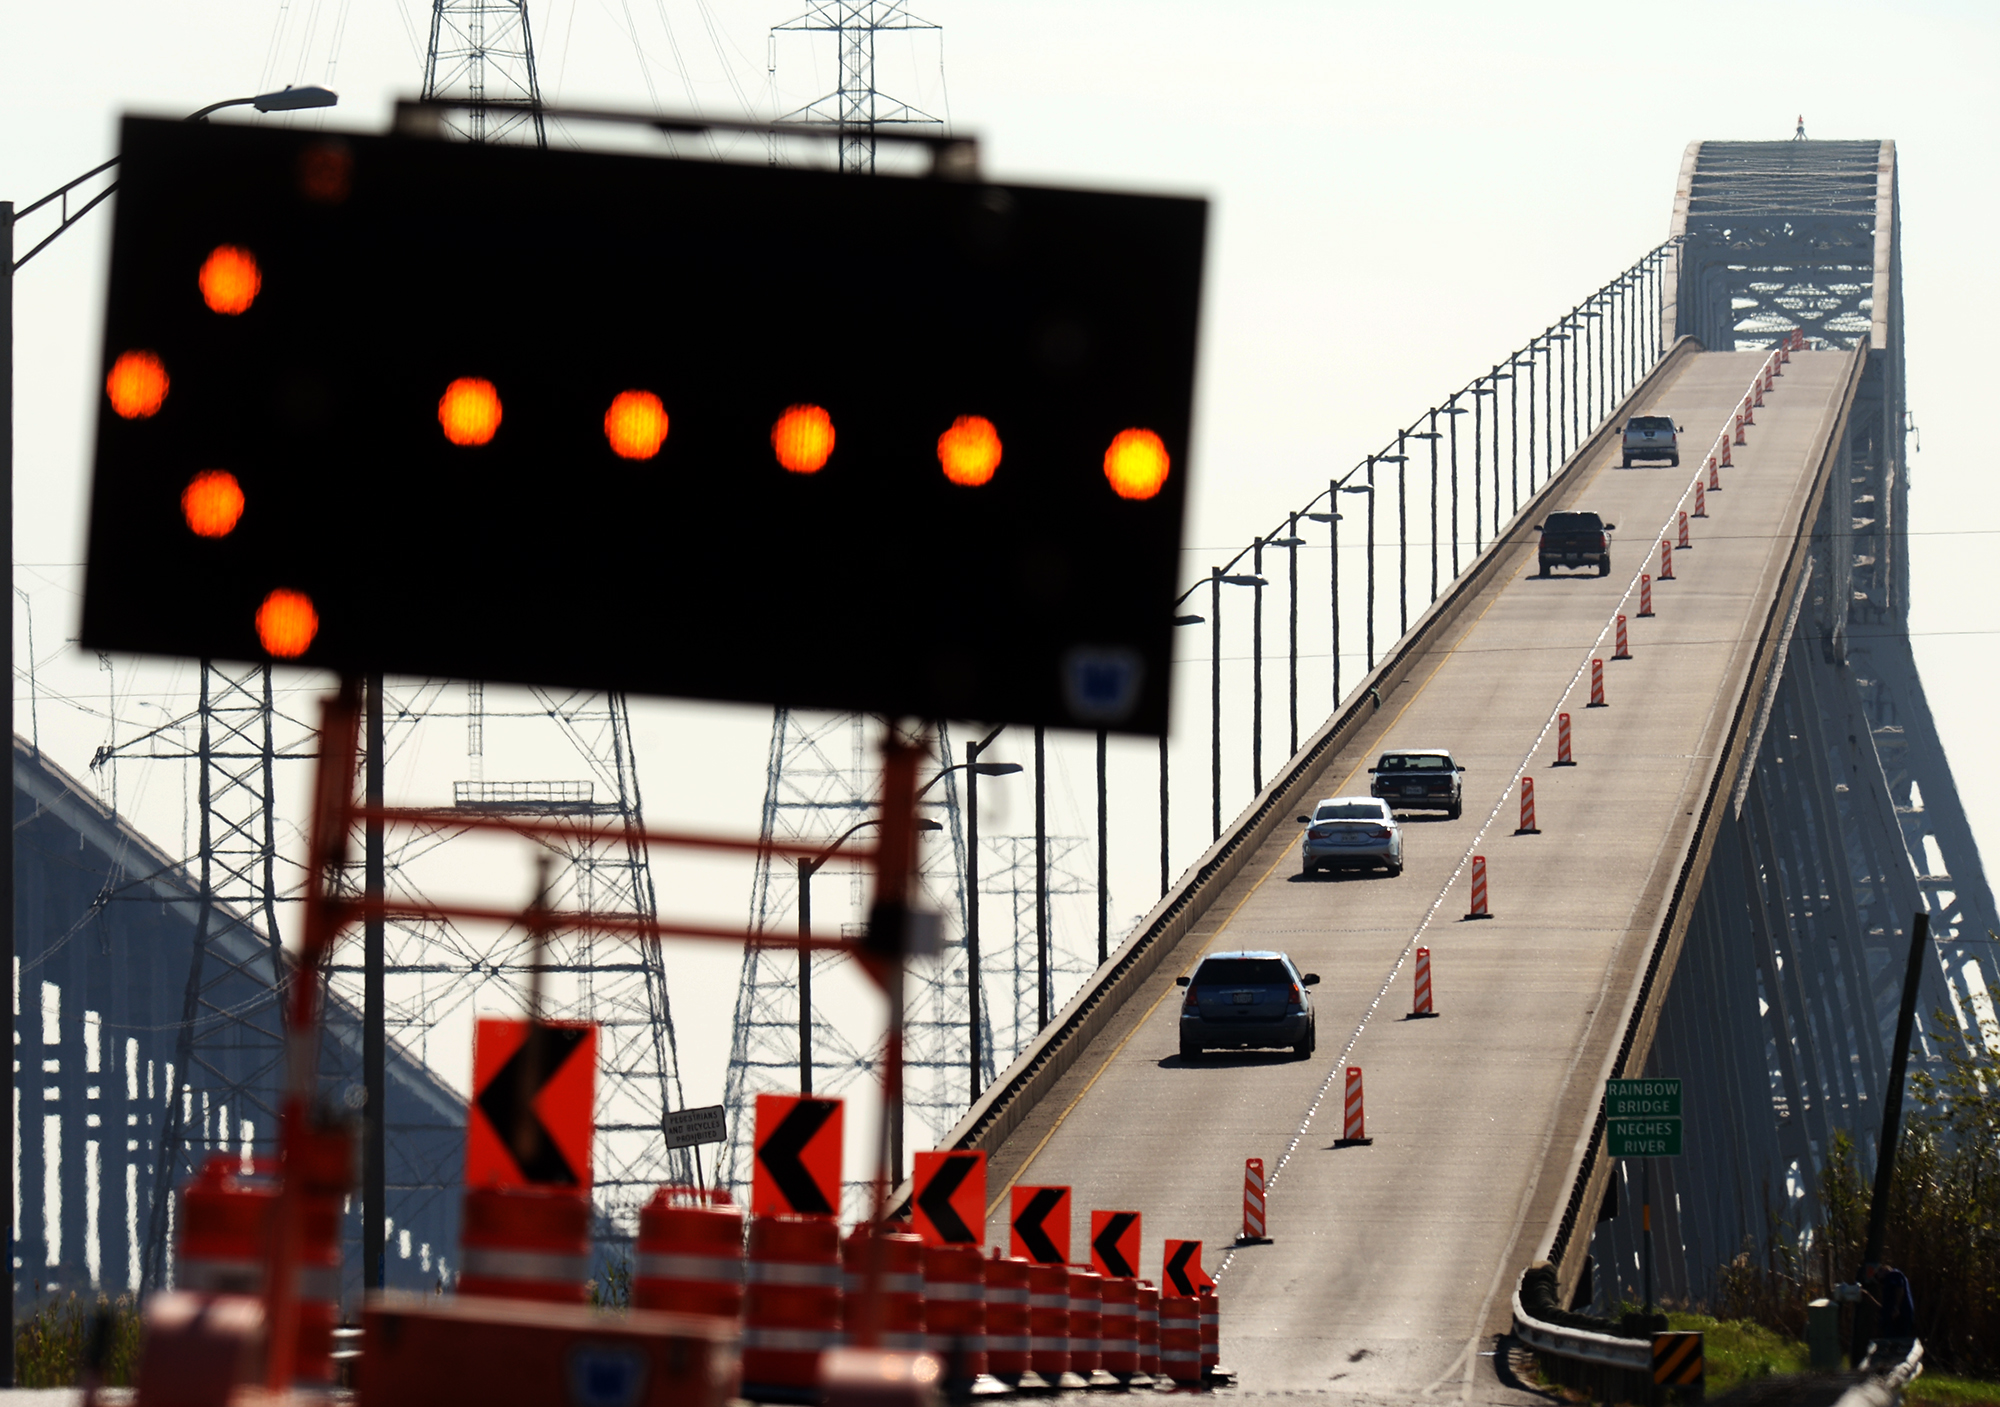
top-left (82, 118), bottom-right (1206, 734)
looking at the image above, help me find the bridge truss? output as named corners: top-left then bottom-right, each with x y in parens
top-left (1584, 140), bottom-right (1998, 1307)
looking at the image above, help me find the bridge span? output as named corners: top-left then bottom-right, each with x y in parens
top-left (977, 343), bottom-right (1851, 1396)
top-left (909, 139), bottom-right (1996, 1400)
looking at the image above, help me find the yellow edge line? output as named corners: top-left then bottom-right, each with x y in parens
top-left (984, 577), bottom-right (1518, 1220)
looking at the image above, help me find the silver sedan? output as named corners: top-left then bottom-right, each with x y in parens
top-left (1297, 796), bottom-right (1404, 877)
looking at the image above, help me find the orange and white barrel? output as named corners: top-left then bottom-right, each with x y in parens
top-left (1159, 1295), bottom-right (1202, 1385)
top-left (1135, 1281), bottom-right (1160, 1379)
top-left (841, 1225), bottom-right (924, 1351)
top-left (982, 1251), bottom-right (1032, 1378)
top-left (635, 1187), bottom-right (744, 1322)
top-left (1027, 1261), bottom-right (1070, 1381)
top-left (922, 1243), bottom-right (987, 1381)
top-left (458, 1184), bottom-right (591, 1304)
top-left (742, 1214), bottom-right (842, 1392)
top-left (1199, 1285), bottom-right (1220, 1377)
top-left (1066, 1266), bottom-right (1104, 1377)
top-left (177, 1157), bottom-right (272, 1296)
top-left (1100, 1275), bottom-right (1138, 1375)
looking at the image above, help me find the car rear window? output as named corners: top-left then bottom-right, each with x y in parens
top-left (1543, 512), bottom-right (1602, 533)
top-left (1316, 802), bottom-right (1384, 820)
top-left (1195, 958), bottom-right (1291, 986)
top-left (1378, 754), bottom-right (1448, 771)
top-left (1627, 416), bottom-right (1674, 432)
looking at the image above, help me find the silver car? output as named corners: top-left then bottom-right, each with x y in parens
top-left (1621, 414), bottom-right (1682, 467)
top-left (1297, 796), bottom-right (1404, 876)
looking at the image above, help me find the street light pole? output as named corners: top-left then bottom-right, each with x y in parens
top-left (3, 87), bottom-right (337, 1381)
top-left (1251, 538), bottom-right (1264, 794)
top-left (1035, 726), bottom-right (1049, 1028)
top-left (1, 195), bottom-right (14, 1389)
top-left (1095, 730), bottom-right (1108, 966)
top-left (1286, 514), bottom-right (1300, 755)
top-left (796, 855), bottom-right (815, 1093)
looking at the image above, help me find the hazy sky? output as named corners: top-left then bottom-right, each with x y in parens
top-left (5, 1), bottom-right (1996, 1120)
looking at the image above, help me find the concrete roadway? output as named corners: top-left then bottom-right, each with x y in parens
top-left (976, 350), bottom-right (1852, 1401)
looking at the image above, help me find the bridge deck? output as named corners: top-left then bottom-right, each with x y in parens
top-left (975, 350), bottom-right (1852, 1399)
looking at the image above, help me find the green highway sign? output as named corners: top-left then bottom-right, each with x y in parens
top-left (1606, 1078), bottom-right (1682, 1119)
top-left (1607, 1118), bottom-right (1682, 1157)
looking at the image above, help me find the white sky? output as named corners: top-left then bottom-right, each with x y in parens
top-left (4, 1), bottom-right (1997, 1132)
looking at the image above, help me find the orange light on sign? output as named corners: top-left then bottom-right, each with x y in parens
top-left (772, 404), bottom-right (835, 474)
top-left (603, 390), bottom-right (669, 460)
top-left (255, 589), bottom-right (319, 659)
top-left (105, 351), bottom-right (169, 420)
top-left (937, 415), bottom-right (1002, 486)
top-left (297, 141), bottom-right (353, 204)
top-left (181, 471), bottom-right (245, 538)
top-left (198, 246), bottom-right (262, 315)
top-left (438, 377), bottom-right (502, 446)
top-left (1103, 428), bottom-right (1170, 501)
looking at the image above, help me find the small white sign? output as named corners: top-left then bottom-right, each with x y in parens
top-left (664, 1103), bottom-right (727, 1150)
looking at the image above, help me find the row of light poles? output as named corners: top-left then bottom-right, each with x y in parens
top-left (1166, 243), bottom-right (1675, 888)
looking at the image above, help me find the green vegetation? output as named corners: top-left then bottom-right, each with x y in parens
top-left (1658, 1312), bottom-right (1807, 1395)
top-left (13, 1293), bottom-right (144, 1388)
top-left (1708, 1007), bottom-right (1999, 1386)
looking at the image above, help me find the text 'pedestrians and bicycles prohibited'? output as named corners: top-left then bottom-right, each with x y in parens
top-left (662, 1103), bottom-right (726, 1151)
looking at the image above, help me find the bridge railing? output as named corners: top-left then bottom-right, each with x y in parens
top-left (1154, 238), bottom-right (1677, 892)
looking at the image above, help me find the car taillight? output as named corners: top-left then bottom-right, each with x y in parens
top-left (1183, 987), bottom-right (1199, 1010)
top-left (1286, 983), bottom-right (1303, 1011)
top-left (1308, 825), bottom-right (1332, 840)
top-left (1600, 533), bottom-right (1609, 550)
top-left (1367, 825), bottom-right (1391, 839)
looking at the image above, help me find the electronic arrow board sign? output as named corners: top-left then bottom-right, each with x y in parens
top-left (82, 118), bottom-right (1207, 735)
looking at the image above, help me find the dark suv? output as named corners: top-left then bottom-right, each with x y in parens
top-left (1536, 510), bottom-right (1615, 578)
top-left (1177, 951), bottom-right (1319, 1060)
top-left (1369, 749), bottom-right (1464, 819)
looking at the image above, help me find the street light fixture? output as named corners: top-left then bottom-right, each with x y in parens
top-left (186, 85), bottom-right (341, 122)
top-left (1162, 612), bottom-right (1205, 897)
top-left (954, 736), bottom-right (1021, 1102)
top-left (796, 815), bottom-right (943, 1094)
top-left (1210, 567), bottom-right (1266, 840)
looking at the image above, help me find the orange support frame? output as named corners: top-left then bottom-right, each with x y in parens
top-left (260, 680), bottom-right (924, 1386)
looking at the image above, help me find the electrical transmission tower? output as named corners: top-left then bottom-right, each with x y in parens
top-left (978, 834), bottom-right (1091, 1077)
top-left (423, 0), bottom-right (547, 145)
top-left (773, 2), bottom-right (942, 172)
top-left (719, 5), bottom-right (957, 1208)
top-left (721, 717), bottom-right (976, 1210)
top-left (326, 684), bottom-right (698, 1232)
top-left (107, 665), bottom-right (315, 1286)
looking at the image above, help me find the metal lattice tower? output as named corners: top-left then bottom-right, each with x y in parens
top-left (324, 684), bottom-right (697, 1240)
top-left (719, 4), bottom-right (960, 1205)
top-left (721, 716), bottom-right (977, 1209)
top-left (423, 0), bottom-right (547, 146)
top-left (977, 834), bottom-right (1091, 1078)
top-left (101, 664), bottom-right (315, 1287)
top-left (773, 2), bottom-right (942, 173)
